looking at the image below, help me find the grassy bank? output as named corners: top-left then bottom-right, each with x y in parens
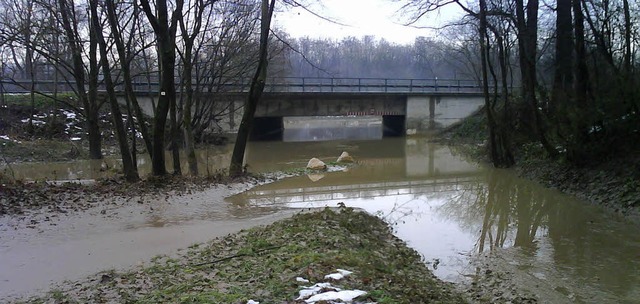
top-left (20, 208), bottom-right (467, 304)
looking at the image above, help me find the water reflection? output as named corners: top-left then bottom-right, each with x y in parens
top-left (283, 116), bottom-right (382, 142)
top-left (228, 138), bottom-right (640, 303)
top-left (4, 145), bottom-right (232, 181)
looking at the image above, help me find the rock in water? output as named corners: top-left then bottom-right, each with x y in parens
top-left (336, 151), bottom-right (354, 163)
top-left (307, 158), bottom-right (327, 170)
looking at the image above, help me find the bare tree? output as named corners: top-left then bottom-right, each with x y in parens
top-left (57, 0), bottom-right (104, 159)
top-left (89, 0), bottom-right (138, 181)
top-left (178, 0), bottom-right (211, 175)
top-left (229, 0), bottom-right (276, 176)
top-left (139, 0), bottom-right (185, 176)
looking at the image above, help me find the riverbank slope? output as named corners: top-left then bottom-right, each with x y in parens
top-left (440, 112), bottom-right (640, 220)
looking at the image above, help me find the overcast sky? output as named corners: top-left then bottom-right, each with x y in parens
top-left (273, 0), bottom-right (462, 45)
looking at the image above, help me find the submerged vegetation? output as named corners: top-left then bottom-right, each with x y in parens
top-left (21, 208), bottom-right (467, 304)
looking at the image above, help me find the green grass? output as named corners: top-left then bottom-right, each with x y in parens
top-left (2, 92), bottom-right (77, 109)
top-left (22, 208), bottom-right (467, 303)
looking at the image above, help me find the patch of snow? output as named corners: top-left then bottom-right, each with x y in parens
top-left (324, 269), bottom-right (353, 280)
top-left (297, 283), bottom-right (337, 300)
top-left (21, 119), bottom-right (46, 126)
top-left (304, 290), bottom-right (367, 303)
top-left (70, 137), bottom-right (81, 141)
top-left (0, 135), bottom-right (21, 143)
top-left (246, 300), bottom-right (260, 304)
top-left (296, 269), bottom-right (367, 303)
top-left (296, 277), bottom-right (310, 283)
top-left (588, 125), bottom-right (603, 134)
top-left (60, 109), bottom-right (76, 119)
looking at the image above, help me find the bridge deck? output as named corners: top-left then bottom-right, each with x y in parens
top-left (1, 77), bottom-right (485, 95)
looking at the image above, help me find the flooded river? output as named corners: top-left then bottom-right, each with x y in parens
top-left (2, 135), bottom-right (640, 303)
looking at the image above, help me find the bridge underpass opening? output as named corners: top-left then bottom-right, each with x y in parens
top-left (280, 116), bottom-right (383, 142)
top-left (382, 115), bottom-right (405, 137)
top-left (276, 115), bottom-right (408, 142)
top-left (250, 117), bottom-right (283, 141)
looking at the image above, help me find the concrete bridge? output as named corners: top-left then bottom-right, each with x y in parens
top-left (204, 77), bottom-right (485, 137)
top-left (1, 77), bottom-right (486, 136)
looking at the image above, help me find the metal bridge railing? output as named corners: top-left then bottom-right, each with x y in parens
top-left (263, 77), bottom-right (483, 93)
top-left (0, 77), bottom-right (485, 95)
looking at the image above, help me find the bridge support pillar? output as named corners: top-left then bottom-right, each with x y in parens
top-left (406, 96), bottom-right (440, 135)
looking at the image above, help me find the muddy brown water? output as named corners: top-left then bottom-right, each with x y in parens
top-left (2, 136), bottom-right (640, 303)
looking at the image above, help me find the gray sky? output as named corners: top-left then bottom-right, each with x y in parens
top-left (273, 0), bottom-right (463, 44)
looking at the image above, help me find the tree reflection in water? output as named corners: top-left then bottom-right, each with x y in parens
top-left (440, 169), bottom-right (640, 302)
top-left (440, 169), bottom-right (558, 253)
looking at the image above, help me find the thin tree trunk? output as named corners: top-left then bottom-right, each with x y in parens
top-left (479, 0), bottom-right (497, 165)
top-left (622, 0), bottom-right (631, 76)
top-left (229, 0), bottom-right (276, 177)
top-left (552, 0), bottom-right (573, 116)
top-left (90, 1), bottom-right (139, 182)
top-left (170, 91), bottom-right (181, 175)
top-left (104, 0), bottom-right (153, 159)
top-left (87, 20), bottom-right (102, 159)
top-left (59, 0), bottom-right (103, 159)
top-left (515, 0), bottom-right (556, 157)
top-left (139, 0), bottom-right (184, 176)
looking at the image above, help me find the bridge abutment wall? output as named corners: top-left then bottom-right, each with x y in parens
top-left (406, 95), bottom-right (484, 135)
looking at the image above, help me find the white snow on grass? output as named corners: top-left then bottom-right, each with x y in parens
top-left (60, 109), bottom-right (76, 120)
top-left (21, 119), bottom-right (46, 126)
top-left (296, 277), bottom-right (310, 283)
top-left (324, 269), bottom-right (354, 280)
top-left (0, 135), bottom-right (21, 143)
top-left (296, 282), bottom-right (335, 300)
top-left (70, 137), bottom-right (81, 141)
top-left (295, 269), bottom-right (368, 304)
top-left (246, 300), bottom-right (260, 304)
top-left (304, 289), bottom-right (367, 303)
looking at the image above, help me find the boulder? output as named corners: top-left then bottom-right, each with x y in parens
top-left (307, 158), bottom-right (327, 170)
top-left (336, 151), bottom-right (354, 163)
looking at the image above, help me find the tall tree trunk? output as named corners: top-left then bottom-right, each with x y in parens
top-left (479, 0), bottom-right (512, 168)
top-left (494, 32), bottom-right (515, 167)
top-left (179, 1), bottom-right (206, 176)
top-left (552, 0), bottom-right (573, 116)
top-left (140, 0), bottom-right (184, 176)
top-left (229, 0), bottom-right (276, 177)
top-left (87, 18), bottom-right (102, 159)
top-left (170, 91), bottom-right (181, 175)
top-left (104, 0), bottom-right (152, 167)
top-left (59, 0), bottom-right (103, 159)
top-left (515, 0), bottom-right (556, 156)
top-left (622, 0), bottom-right (632, 75)
top-left (573, 0), bottom-right (588, 107)
top-left (90, 0), bottom-right (139, 182)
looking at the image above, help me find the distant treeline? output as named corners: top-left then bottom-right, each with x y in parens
top-left (278, 36), bottom-right (477, 80)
